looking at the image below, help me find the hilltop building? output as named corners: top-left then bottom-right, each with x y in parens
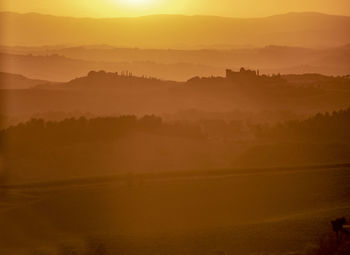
top-left (225, 68), bottom-right (260, 80)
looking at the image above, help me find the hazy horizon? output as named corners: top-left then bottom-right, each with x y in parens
top-left (2, 10), bottom-right (350, 19)
top-left (1, 1), bottom-right (350, 255)
top-left (1, 0), bottom-right (350, 18)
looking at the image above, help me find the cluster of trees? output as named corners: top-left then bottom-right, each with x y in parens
top-left (256, 107), bottom-right (350, 143)
top-left (3, 107), bottom-right (350, 158)
top-left (2, 115), bottom-right (204, 148)
top-left (2, 108), bottom-right (350, 183)
top-left (1, 115), bottom-right (211, 183)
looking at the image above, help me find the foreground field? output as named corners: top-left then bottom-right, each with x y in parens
top-left (1, 166), bottom-right (350, 255)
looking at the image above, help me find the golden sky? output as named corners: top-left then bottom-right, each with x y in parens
top-left (1, 0), bottom-right (350, 17)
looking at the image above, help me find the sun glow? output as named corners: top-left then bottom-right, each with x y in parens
top-left (122, 0), bottom-right (153, 6)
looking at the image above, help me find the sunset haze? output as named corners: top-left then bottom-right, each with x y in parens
top-left (1, 1), bottom-right (350, 255)
top-left (1, 0), bottom-right (350, 17)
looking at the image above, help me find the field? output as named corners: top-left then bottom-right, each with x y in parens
top-left (1, 166), bottom-right (350, 255)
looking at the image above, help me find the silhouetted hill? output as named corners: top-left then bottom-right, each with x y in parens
top-left (0, 52), bottom-right (223, 81)
top-left (52, 70), bottom-right (180, 89)
top-left (1, 45), bottom-right (321, 66)
top-left (283, 73), bottom-right (350, 90)
top-left (1, 44), bottom-right (350, 82)
top-left (1, 12), bottom-right (350, 48)
top-left (3, 69), bottom-right (350, 118)
top-left (0, 72), bottom-right (50, 89)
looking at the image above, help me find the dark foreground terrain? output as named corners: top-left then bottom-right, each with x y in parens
top-left (1, 166), bottom-right (349, 255)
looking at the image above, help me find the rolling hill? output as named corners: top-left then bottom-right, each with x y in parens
top-left (0, 72), bottom-right (50, 89)
top-left (1, 12), bottom-right (350, 48)
top-left (0, 52), bottom-right (223, 82)
top-left (1, 44), bottom-right (350, 82)
top-left (3, 70), bottom-right (350, 118)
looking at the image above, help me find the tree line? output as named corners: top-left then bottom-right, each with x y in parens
top-left (256, 107), bottom-right (350, 143)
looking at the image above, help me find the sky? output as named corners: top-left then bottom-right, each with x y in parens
top-left (1, 0), bottom-right (350, 18)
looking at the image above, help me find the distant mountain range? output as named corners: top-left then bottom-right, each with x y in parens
top-left (0, 52), bottom-right (223, 82)
top-left (1, 12), bottom-right (350, 48)
top-left (1, 44), bottom-right (350, 82)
